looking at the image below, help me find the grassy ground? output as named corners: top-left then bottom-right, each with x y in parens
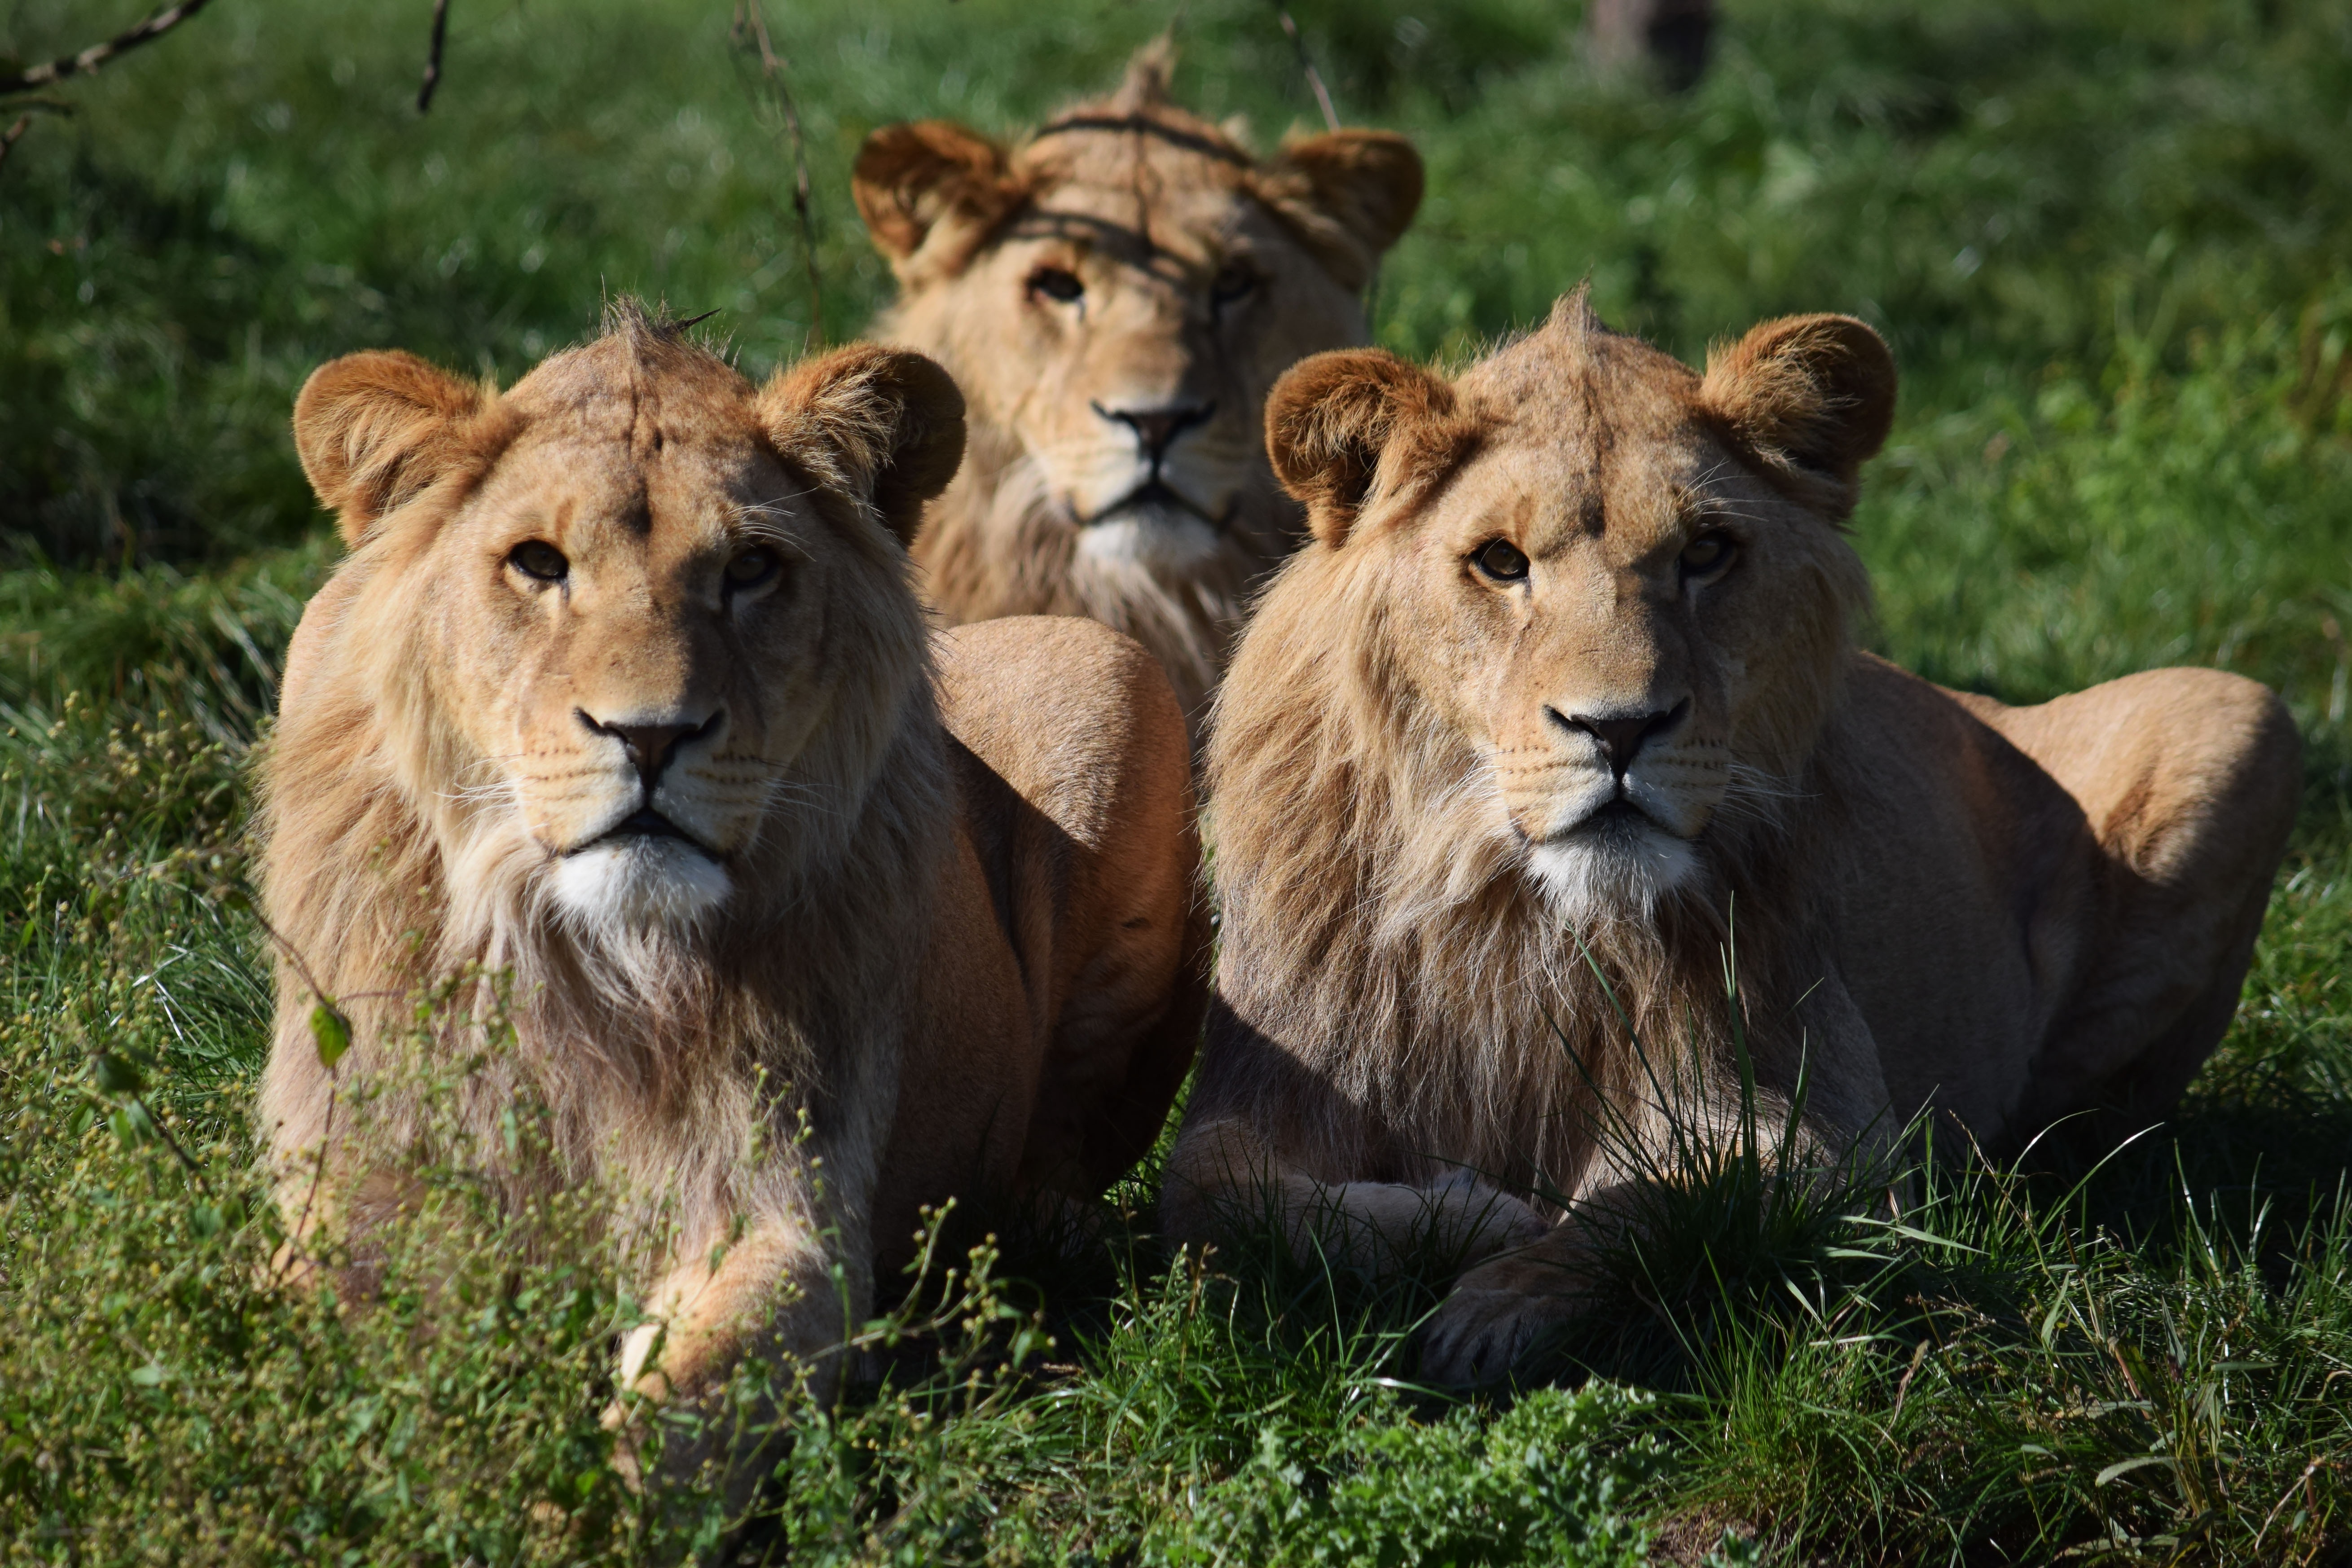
top-left (4, 0), bottom-right (2352, 1560)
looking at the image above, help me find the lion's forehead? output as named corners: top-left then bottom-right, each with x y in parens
top-left (1007, 176), bottom-right (1267, 275)
top-left (1443, 423), bottom-right (1741, 555)
top-left (1022, 121), bottom-right (1253, 196)
top-left (470, 423), bottom-right (791, 544)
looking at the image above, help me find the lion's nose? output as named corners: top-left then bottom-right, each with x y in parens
top-left (1551, 701), bottom-right (1688, 780)
top-left (1090, 400), bottom-right (1217, 466)
top-left (579, 711), bottom-right (719, 792)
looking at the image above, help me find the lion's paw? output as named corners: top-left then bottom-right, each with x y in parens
top-left (1418, 1257), bottom-right (1587, 1386)
top-left (1424, 1174), bottom-right (1550, 1259)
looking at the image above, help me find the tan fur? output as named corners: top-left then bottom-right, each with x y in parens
top-left (853, 42), bottom-right (1424, 738)
top-left (1164, 291), bottom-right (2301, 1382)
top-left (258, 307), bottom-right (1205, 1488)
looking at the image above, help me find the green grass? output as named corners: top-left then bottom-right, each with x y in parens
top-left (5, 0), bottom-right (2352, 1560)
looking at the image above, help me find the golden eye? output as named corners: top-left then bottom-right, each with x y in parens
top-left (1473, 538), bottom-right (1530, 582)
top-left (1211, 261), bottom-right (1258, 307)
top-left (1029, 266), bottom-right (1084, 304)
top-left (1680, 531), bottom-right (1735, 578)
top-left (508, 540), bottom-right (568, 582)
top-left (725, 548), bottom-right (779, 589)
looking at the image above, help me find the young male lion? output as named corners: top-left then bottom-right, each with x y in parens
top-left (851, 43), bottom-right (1423, 739)
top-left (1165, 290), bottom-right (2300, 1383)
top-left (256, 305), bottom-right (1205, 1482)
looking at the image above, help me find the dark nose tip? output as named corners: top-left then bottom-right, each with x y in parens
top-left (579, 711), bottom-right (718, 791)
top-left (1553, 701), bottom-right (1688, 779)
top-left (1090, 400), bottom-right (1217, 463)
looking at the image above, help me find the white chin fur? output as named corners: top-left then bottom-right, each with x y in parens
top-left (1526, 822), bottom-right (1697, 925)
top-left (549, 837), bottom-right (731, 934)
top-left (1076, 507), bottom-right (1223, 576)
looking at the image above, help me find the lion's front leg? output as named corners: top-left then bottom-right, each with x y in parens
top-left (606, 1211), bottom-right (862, 1494)
top-left (1164, 1117), bottom-right (1549, 1275)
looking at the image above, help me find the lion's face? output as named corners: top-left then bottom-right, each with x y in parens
top-left (1251, 298), bottom-right (1893, 923)
top-left (286, 315), bottom-right (964, 945)
top-left (900, 161), bottom-right (1367, 578)
top-left (431, 417), bottom-right (878, 931)
top-left (852, 50), bottom-right (1421, 727)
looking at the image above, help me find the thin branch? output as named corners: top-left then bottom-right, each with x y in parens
top-left (0, 100), bottom-right (69, 174)
top-left (732, 0), bottom-right (825, 347)
top-left (1274, 7), bottom-right (1341, 132)
top-left (270, 1080), bottom-right (335, 1287)
top-left (416, 0), bottom-right (451, 113)
top-left (0, 0), bottom-right (217, 97)
top-left (233, 898), bottom-right (347, 1285)
top-left (136, 1094), bottom-right (211, 1188)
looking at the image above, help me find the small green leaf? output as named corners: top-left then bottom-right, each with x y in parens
top-left (310, 1003), bottom-right (352, 1069)
top-left (91, 1053), bottom-right (145, 1096)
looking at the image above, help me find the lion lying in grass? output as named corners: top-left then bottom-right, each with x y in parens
top-left (256, 304), bottom-right (1206, 1480)
top-left (1165, 290), bottom-right (2299, 1383)
top-left (852, 42), bottom-right (1423, 739)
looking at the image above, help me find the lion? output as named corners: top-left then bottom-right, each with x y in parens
top-left (256, 304), bottom-right (1207, 1489)
top-left (851, 42), bottom-right (1424, 738)
top-left (1163, 290), bottom-right (2301, 1384)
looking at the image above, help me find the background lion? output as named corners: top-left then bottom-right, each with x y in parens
top-left (257, 305), bottom-right (1206, 1487)
top-left (851, 43), bottom-right (1424, 738)
top-left (1166, 291), bottom-right (2301, 1384)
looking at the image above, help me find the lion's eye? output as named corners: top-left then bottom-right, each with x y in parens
top-left (1029, 267), bottom-right (1085, 304)
top-left (1210, 262), bottom-right (1258, 307)
top-left (1473, 538), bottom-right (1530, 582)
top-left (1680, 531), bottom-right (1736, 579)
top-left (509, 540), bottom-right (568, 582)
top-left (725, 547), bottom-right (779, 590)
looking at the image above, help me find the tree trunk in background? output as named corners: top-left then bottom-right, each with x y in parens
top-left (1586, 0), bottom-right (1715, 92)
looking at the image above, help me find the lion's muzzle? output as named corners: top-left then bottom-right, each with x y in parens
top-left (537, 706), bottom-right (749, 933)
top-left (1493, 698), bottom-right (1725, 920)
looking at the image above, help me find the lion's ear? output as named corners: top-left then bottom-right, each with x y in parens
top-left (1277, 130), bottom-right (1424, 260)
top-left (852, 120), bottom-right (1022, 272)
top-left (292, 351), bottom-right (488, 546)
top-left (1264, 348), bottom-right (1459, 548)
top-left (1701, 315), bottom-right (1897, 502)
top-left (762, 344), bottom-right (967, 546)
top-left (1257, 131), bottom-right (1423, 291)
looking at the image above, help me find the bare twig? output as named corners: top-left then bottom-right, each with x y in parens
top-left (271, 1081), bottom-right (336, 1287)
top-left (416, 0), bottom-right (451, 113)
top-left (240, 898), bottom-right (339, 1011)
top-left (139, 1096), bottom-right (211, 1186)
top-left (234, 898), bottom-right (348, 1284)
top-left (0, 99), bottom-right (69, 174)
top-left (1274, 7), bottom-right (1341, 132)
top-left (0, 0), bottom-right (217, 97)
top-left (731, 0), bottom-right (824, 347)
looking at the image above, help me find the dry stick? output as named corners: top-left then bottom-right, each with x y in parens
top-left (241, 900), bottom-right (349, 1285)
top-left (0, 100), bottom-right (68, 173)
top-left (1274, 7), bottom-right (1341, 133)
top-left (0, 0), bottom-right (217, 97)
top-left (416, 0), bottom-right (451, 113)
top-left (272, 1080), bottom-right (337, 1287)
top-left (1273, 8), bottom-right (1380, 321)
top-left (733, 0), bottom-right (824, 346)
